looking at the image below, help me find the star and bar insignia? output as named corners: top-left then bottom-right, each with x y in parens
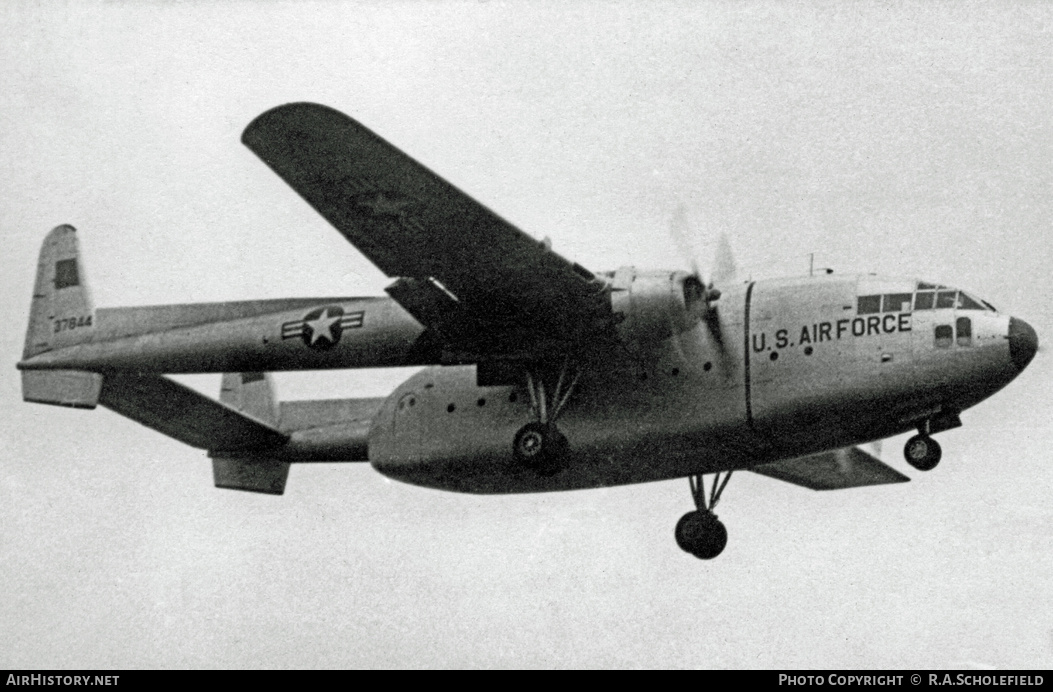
top-left (354, 190), bottom-right (415, 219)
top-left (281, 306), bottom-right (365, 350)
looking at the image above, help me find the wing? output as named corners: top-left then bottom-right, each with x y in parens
top-left (242, 103), bottom-right (611, 361)
top-left (751, 446), bottom-right (910, 490)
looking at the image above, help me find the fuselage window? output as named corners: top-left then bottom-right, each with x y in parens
top-left (914, 292), bottom-right (935, 310)
top-left (857, 295), bottom-right (881, 314)
top-left (936, 291), bottom-right (958, 309)
top-left (956, 317), bottom-right (972, 347)
top-left (934, 324), bottom-right (953, 348)
top-left (882, 293), bottom-right (913, 313)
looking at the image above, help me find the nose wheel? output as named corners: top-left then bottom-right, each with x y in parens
top-left (904, 434), bottom-right (941, 471)
top-left (676, 471), bottom-right (732, 560)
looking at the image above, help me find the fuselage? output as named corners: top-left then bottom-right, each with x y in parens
top-left (19, 271), bottom-right (1036, 494)
top-left (367, 272), bottom-right (1035, 492)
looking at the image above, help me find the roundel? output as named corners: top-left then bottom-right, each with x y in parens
top-left (299, 305), bottom-right (345, 350)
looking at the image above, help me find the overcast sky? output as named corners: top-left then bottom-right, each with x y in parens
top-left (2, 1), bottom-right (1051, 669)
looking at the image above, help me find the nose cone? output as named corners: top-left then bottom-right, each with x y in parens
top-left (1008, 317), bottom-right (1038, 371)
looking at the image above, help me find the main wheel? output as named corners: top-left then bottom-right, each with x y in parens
top-left (513, 422), bottom-right (568, 475)
top-left (904, 433), bottom-right (941, 471)
top-left (675, 511), bottom-right (728, 560)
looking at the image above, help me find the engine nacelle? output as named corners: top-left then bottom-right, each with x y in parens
top-left (609, 267), bottom-right (705, 346)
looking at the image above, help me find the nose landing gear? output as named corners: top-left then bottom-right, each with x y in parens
top-left (904, 434), bottom-right (941, 471)
top-left (676, 471), bottom-right (732, 559)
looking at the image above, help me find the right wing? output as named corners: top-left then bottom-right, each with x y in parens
top-left (242, 103), bottom-right (612, 361)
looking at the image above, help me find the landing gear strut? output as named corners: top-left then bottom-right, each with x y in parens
top-left (512, 359), bottom-right (580, 476)
top-left (904, 433), bottom-right (941, 471)
top-left (676, 471), bottom-right (732, 559)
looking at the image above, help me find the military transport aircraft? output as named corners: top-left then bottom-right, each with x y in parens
top-left (17, 103), bottom-right (1038, 559)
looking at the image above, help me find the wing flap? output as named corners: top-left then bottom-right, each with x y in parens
top-left (99, 373), bottom-right (289, 452)
top-left (751, 446), bottom-right (910, 490)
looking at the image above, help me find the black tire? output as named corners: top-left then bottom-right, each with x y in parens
top-left (535, 427), bottom-right (569, 476)
top-left (904, 433), bottom-right (941, 471)
top-left (513, 422), bottom-right (547, 466)
top-left (513, 422), bottom-right (568, 475)
top-left (675, 511), bottom-right (728, 559)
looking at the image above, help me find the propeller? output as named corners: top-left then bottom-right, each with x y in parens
top-left (668, 205), bottom-right (737, 367)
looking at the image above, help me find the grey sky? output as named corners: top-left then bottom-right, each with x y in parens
top-left (1, 1), bottom-right (1051, 668)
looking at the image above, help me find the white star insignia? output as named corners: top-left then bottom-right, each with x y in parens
top-left (304, 309), bottom-right (342, 345)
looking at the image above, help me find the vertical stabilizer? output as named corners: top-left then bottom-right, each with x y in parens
top-left (213, 372), bottom-right (289, 494)
top-left (21, 225), bottom-right (102, 409)
top-left (24, 224), bottom-right (96, 359)
top-left (219, 372), bottom-right (280, 426)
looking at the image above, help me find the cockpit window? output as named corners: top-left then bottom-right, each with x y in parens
top-left (957, 292), bottom-right (986, 310)
top-left (882, 293), bottom-right (913, 313)
top-left (936, 291), bottom-right (958, 309)
top-left (914, 282), bottom-right (995, 311)
top-left (859, 293), bottom-right (914, 314)
top-left (858, 295), bottom-right (881, 314)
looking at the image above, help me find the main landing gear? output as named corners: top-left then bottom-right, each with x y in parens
top-left (903, 433), bottom-right (941, 471)
top-left (676, 471), bottom-right (732, 560)
top-left (512, 359), bottom-right (580, 477)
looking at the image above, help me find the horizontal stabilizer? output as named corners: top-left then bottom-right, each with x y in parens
top-left (751, 446), bottom-right (909, 490)
top-left (99, 373), bottom-right (289, 452)
top-left (22, 369), bottom-right (103, 409)
top-left (212, 456), bottom-right (289, 495)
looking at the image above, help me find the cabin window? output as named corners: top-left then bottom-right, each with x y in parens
top-left (956, 317), bottom-right (972, 347)
top-left (934, 324), bottom-right (953, 348)
top-left (936, 291), bottom-right (958, 309)
top-left (914, 292), bottom-right (935, 310)
top-left (882, 293), bottom-right (913, 313)
top-left (858, 295), bottom-right (881, 314)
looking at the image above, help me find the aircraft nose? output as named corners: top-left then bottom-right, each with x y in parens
top-left (1008, 317), bottom-right (1038, 371)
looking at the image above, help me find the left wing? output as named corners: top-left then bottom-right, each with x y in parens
top-left (242, 103), bottom-right (612, 361)
top-left (751, 446), bottom-right (910, 490)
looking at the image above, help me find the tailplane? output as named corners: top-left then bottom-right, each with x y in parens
top-left (21, 225), bottom-right (102, 408)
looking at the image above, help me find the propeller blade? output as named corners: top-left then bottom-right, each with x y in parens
top-left (670, 204), bottom-right (701, 280)
top-left (711, 233), bottom-right (737, 287)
